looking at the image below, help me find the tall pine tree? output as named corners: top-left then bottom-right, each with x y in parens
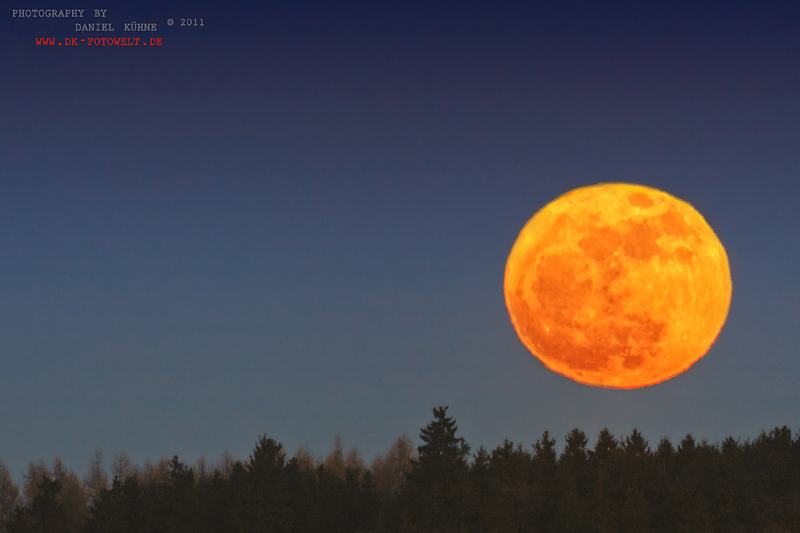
top-left (401, 406), bottom-right (474, 532)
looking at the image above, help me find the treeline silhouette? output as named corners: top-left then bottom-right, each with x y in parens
top-left (1, 406), bottom-right (799, 532)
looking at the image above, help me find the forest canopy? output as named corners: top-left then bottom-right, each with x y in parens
top-left (1, 406), bottom-right (799, 532)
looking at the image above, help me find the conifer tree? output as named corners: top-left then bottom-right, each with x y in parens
top-left (590, 428), bottom-right (621, 533)
top-left (557, 429), bottom-right (591, 533)
top-left (417, 406), bottom-right (470, 468)
top-left (231, 436), bottom-right (292, 532)
top-left (402, 406), bottom-right (473, 532)
top-left (530, 431), bottom-right (557, 531)
top-left (6, 475), bottom-right (68, 533)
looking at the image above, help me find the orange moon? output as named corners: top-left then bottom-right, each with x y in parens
top-left (504, 183), bottom-right (731, 389)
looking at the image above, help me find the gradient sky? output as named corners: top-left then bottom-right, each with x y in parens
top-left (2, 1), bottom-right (799, 483)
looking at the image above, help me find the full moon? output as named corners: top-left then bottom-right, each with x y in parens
top-left (504, 183), bottom-right (732, 389)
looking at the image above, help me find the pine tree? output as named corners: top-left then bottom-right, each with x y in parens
top-left (590, 428), bottom-right (621, 533)
top-left (85, 473), bottom-right (145, 533)
top-left (401, 406), bottom-right (474, 532)
top-left (6, 475), bottom-right (69, 533)
top-left (417, 406), bottom-right (470, 468)
top-left (620, 430), bottom-right (652, 533)
top-left (530, 431), bottom-right (558, 531)
top-left (231, 436), bottom-right (292, 532)
top-left (556, 429), bottom-right (591, 533)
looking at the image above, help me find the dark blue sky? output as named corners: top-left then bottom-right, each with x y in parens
top-left (2, 1), bottom-right (799, 481)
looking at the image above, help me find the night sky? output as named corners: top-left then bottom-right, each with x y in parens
top-left (2, 1), bottom-right (799, 482)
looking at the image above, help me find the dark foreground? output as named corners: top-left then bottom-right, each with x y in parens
top-left (1, 406), bottom-right (798, 532)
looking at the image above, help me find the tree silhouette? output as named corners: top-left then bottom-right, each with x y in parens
top-left (556, 429), bottom-right (591, 532)
top-left (590, 428), bottom-right (621, 533)
top-left (85, 474), bottom-right (145, 533)
top-left (485, 440), bottom-right (534, 531)
top-left (371, 433), bottom-right (415, 530)
top-left (83, 450), bottom-right (109, 508)
top-left (5, 410), bottom-right (800, 532)
top-left (6, 476), bottom-right (68, 533)
top-left (529, 430), bottom-right (558, 531)
top-left (402, 406), bottom-right (473, 532)
top-left (231, 436), bottom-right (292, 532)
top-left (0, 461), bottom-right (20, 530)
top-left (417, 406), bottom-right (470, 468)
